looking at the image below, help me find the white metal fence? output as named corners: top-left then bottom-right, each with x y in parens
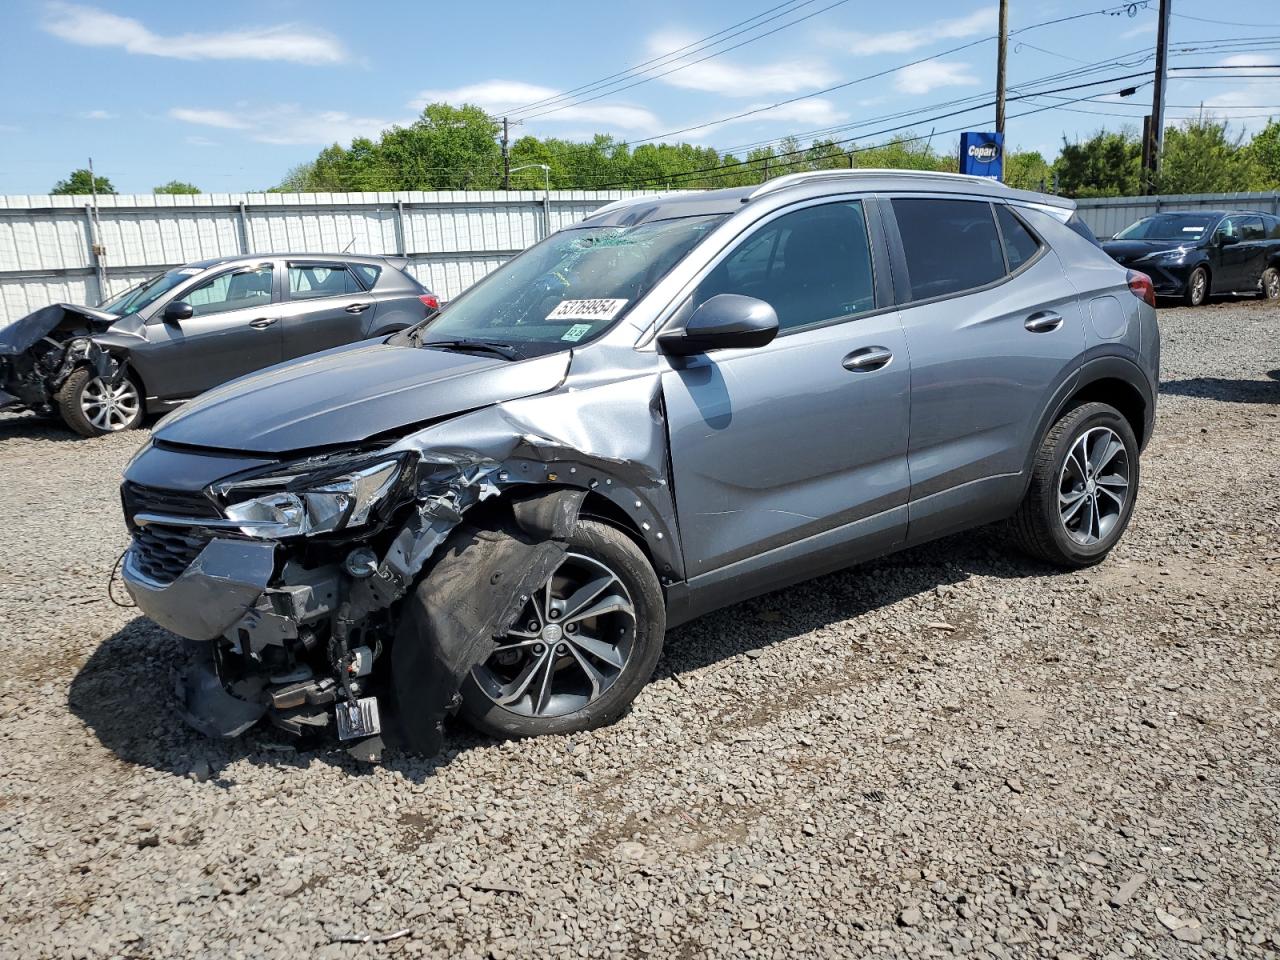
top-left (0, 190), bottom-right (662, 326)
top-left (4, 187), bottom-right (1279, 326)
top-left (1075, 191), bottom-right (1280, 239)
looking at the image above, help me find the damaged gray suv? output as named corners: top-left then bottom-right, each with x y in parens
top-left (119, 170), bottom-right (1159, 756)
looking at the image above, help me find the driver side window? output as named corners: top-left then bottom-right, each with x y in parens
top-left (692, 201), bottom-right (875, 333)
top-left (184, 266), bottom-right (274, 317)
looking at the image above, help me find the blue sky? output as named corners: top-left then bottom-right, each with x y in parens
top-left (0, 0), bottom-right (1276, 194)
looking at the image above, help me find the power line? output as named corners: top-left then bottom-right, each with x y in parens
top-left (501, 0), bottom-right (817, 117)
top-left (603, 71), bottom-right (1156, 188)
top-left (513, 0), bottom-right (851, 123)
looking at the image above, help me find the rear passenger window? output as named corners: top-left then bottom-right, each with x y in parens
top-left (996, 205), bottom-right (1041, 271)
top-left (1239, 217), bottom-right (1265, 242)
top-left (289, 264), bottom-right (360, 300)
top-left (692, 201), bottom-right (875, 332)
top-left (351, 263), bottom-right (381, 288)
top-left (892, 198), bottom-right (1005, 301)
top-left (1267, 216), bottom-right (1280, 240)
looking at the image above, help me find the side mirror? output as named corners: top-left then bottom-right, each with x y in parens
top-left (1218, 234), bottom-right (1238, 247)
top-left (658, 294), bottom-right (779, 356)
top-left (164, 301), bottom-right (193, 322)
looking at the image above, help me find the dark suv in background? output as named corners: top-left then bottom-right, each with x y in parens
top-left (0, 254), bottom-right (438, 436)
top-left (1102, 210), bottom-right (1280, 305)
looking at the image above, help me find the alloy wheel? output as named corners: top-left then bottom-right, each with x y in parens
top-left (1190, 269), bottom-right (1207, 305)
top-left (1058, 426), bottom-right (1130, 546)
top-left (80, 376), bottom-right (140, 432)
top-left (1266, 270), bottom-right (1280, 300)
top-left (472, 552), bottom-right (636, 718)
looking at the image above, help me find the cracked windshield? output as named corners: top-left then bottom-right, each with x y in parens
top-left (413, 214), bottom-right (725, 355)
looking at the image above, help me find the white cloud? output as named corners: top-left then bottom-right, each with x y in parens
top-left (81, 109), bottom-right (116, 120)
top-left (42, 2), bottom-right (347, 64)
top-left (643, 31), bottom-right (836, 96)
top-left (411, 80), bottom-right (660, 131)
top-left (894, 61), bottom-right (980, 95)
top-left (171, 104), bottom-right (402, 145)
top-left (743, 99), bottom-right (849, 126)
top-left (835, 7), bottom-right (994, 56)
top-left (169, 107), bottom-right (252, 130)
top-left (184, 135), bottom-right (219, 147)
top-left (1216, 53), bottom-right (1280, 77)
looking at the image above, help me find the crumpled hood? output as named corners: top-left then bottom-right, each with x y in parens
top-left (0, 303), bottom-right (118, 356)
top-left (153, 340), bottom-right (571, 454)
top-left (1101, 238), bottom-right (1196, 262)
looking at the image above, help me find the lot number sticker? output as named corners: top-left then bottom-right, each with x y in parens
top-left (546, 298), bottom-right (628, 322)
top-left (560, 323), bottom-right (593, 342)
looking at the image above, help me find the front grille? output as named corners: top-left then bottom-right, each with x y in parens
top-left (121, 482), bottom-right (222, 524)
top-left (122, 483), bottom-right (222, 585)
top-left (130, 525), bottom-right (213, 585)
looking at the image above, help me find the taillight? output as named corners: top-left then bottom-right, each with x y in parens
top-left (1126, 270), bottom-right (1156, 307)
top-left (419, 294), bottom-right (440, 312)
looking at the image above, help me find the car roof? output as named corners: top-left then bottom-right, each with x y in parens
top-left (580, 169), bottom-right (1074, 228)
top-left (181, 253), bottom-right (406, 270)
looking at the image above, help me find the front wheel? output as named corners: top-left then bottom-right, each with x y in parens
top-left (458, 519), bottom-right (665, 741)
top-left (56, 367), bottom-right (144, 437)
top-left (1185, 266), bottom-right (1209, 306)
top-left (1009, 402), bottom-right (1139, 568)
top-left (1260, 267), bottom-right (1280, 301)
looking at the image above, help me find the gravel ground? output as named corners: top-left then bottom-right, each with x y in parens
top-left (1, 300), bottom-right (1277, 960)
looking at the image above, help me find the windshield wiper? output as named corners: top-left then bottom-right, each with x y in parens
top-left (420, 338), bottom-right (522, 361)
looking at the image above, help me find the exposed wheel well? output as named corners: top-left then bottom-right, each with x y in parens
top-left (579, 491), bottom-right (654, 562)
top-left (1062, 377), bottom-right (1147, 447)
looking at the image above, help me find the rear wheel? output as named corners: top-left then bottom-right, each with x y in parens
top-left (1185, 266), bottom-right (1209, 306)
top-left (1261, 267), bottom-right (1280, 301)
top-left (1009, 402), bottom-right (1139, 568)
top-left (56, 367), bottom-right (143, 437)
top-left (458, 519), bottom-right (665, 741)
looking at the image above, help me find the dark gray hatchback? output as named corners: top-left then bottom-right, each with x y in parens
top-left (0, 253), bottom-right (438, 436)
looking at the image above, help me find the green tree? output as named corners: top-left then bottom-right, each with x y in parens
top-left (52, 168), bottom-right (115, 195)
top-left (1250, 119), bottom-right (1280, 187)
top-left (153, 180), bottom-right (200, 194)
top-left (1158, 118), bottom-right (1265, 194)
top-left (1003, 150), bottom-right (1051, 191)
top-left (1053, 131), bottom-right (1141, 198)
top-left (378, 103), bottom-right (502, 190)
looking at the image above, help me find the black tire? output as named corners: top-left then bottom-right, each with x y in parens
top-left (458, 519), bottom-right (665, 741)
top-left (55, 367), bottom-right (144, 437)
top-left (1185, 266), bottom-right (1209, 306)
top-left (1261, 267), bottom-right (1280, 301)
top-left (1009, 402), bottom-right (1139, 569)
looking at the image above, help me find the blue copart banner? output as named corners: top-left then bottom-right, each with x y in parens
top-left (959, 131), bottom-right (1004, 180)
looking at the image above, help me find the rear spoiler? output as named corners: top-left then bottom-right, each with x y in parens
top-left (381, 256), bottom-right (411, 271)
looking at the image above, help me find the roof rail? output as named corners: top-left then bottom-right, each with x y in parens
top-left (747, 168), bottom-right (1012, 200)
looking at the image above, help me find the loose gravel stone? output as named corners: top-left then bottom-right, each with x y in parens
top-left (0, 299), bottom-right (1278, 959)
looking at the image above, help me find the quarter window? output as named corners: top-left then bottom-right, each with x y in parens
top-left (692, 201), bottom-right (875, 332)
top-left (351, 263), bottom-right (382, 288)
top-left (892, 198), bottom-right (1006, 301)
top-left (289, 264), bottom-right (360, 300)
top-left (184, 265), bottom-right (273, 317)
top-left (996, 205), bottom-right (1041, 271)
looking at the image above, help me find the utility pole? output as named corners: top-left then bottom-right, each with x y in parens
top-left (1143, 0), bottom-right (1172, 193)
top-left (501, 117), bottom-right (510, 190)
top-left (995, 0), bottom-right (1008, 134)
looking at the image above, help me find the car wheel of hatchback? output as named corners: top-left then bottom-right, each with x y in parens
top-left (1185, 266), bottom-right (1209, 306)
top-left (458, 519), bottom-right (665, 741)
top-left (1010, 402), bottom-right (1139, 568)
top-left (57, 367), bottom-right (144, 437)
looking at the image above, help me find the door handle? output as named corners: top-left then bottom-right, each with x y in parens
top-left (249, 317), bottom-right (277, 329)
top-left (842, 346), bottom-right (894, 371)
top-left (345, 302), bottom-right (371, 314)
top-left (1024, 311), bottom-right (1063, 332)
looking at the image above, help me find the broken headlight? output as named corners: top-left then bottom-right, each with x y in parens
top-left (220, 454), bottom-right (414, 539)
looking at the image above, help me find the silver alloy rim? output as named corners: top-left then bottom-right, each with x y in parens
top-left (1266, 271), bottom-right (1280, 299)
top-left (80, 376), bottom-right (140, 432)
top-left (1058, 426), bottom-right (1130, 546)
top-left (1191, 270), bottom-right (1207, 303)
top-left (472, 552), bottom-right (636, 718)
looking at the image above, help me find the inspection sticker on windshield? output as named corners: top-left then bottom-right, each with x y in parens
top-left (546, 298), bottom-right (628, 322)
top-left (559, 323), bottom-right (593, 342)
